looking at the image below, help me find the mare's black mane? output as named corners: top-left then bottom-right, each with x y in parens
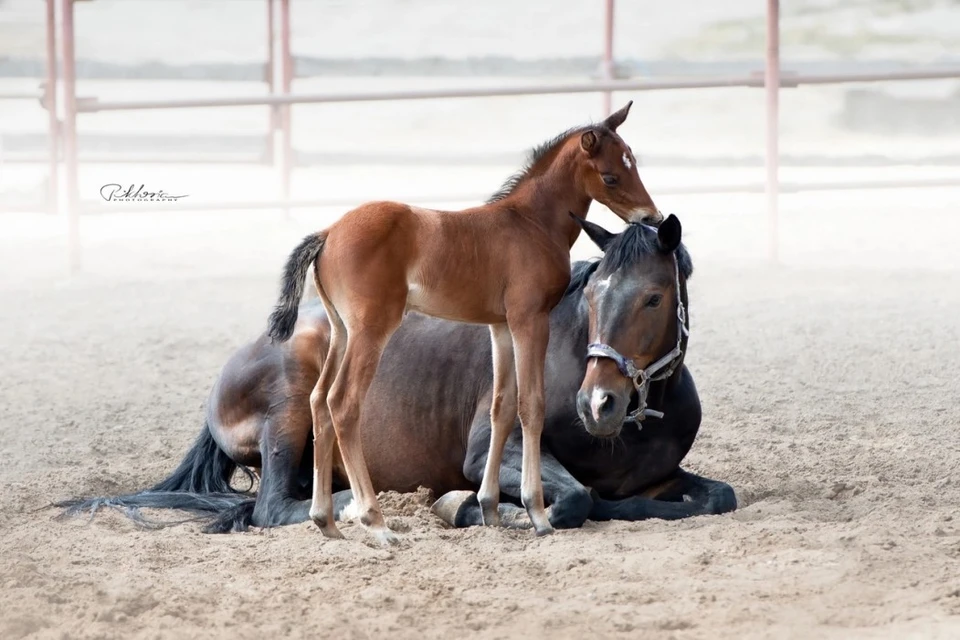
top-left (563, 223), bottom-right (694, 300)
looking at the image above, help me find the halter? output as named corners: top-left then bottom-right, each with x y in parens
top-left (585, 252), bottom-right (688, 424)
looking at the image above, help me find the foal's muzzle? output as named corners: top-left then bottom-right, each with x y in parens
top-left (627, 207), bottom-right (663, 225)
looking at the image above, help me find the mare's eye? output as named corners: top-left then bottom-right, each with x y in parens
top-left (645, 294), bottom-right (663, 308)
top-left (602, 174), bottom-right (619, 187)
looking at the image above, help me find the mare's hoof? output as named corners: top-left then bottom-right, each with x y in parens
top-left (431, 490), bottom-right (480, 528)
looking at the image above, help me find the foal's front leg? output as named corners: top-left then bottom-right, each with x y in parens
top-left (509, 312), bottom-right (554, 536)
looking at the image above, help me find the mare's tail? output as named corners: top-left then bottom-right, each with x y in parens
top-left (54, 421), bottom-right (256, 533)
top-left (267, 231), bottom-right (327, 342)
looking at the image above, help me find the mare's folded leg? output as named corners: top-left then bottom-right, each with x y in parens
top-left (589, 468), bottom-right (737, 522)
top-left (251, 415), bottom-right (315, 528)
top-left (218, 490), bottom-right (357, 532)
top-left (249, 408), bottom-right (351, 530)
top-left (431, 491), bottom-right (530, 529)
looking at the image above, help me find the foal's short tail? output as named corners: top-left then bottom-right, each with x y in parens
top-left (54, 422), bottom-right (255, 532)
top-left (267, 231), bottom-right (327, 343)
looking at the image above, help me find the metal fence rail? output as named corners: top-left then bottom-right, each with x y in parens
top-left (19, 0), bottom-right (960, 272)
top-left (75, 68), bottom-right (960, 113)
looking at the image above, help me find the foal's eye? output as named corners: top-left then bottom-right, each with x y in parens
top-left (602, 174), bottom-right (619, 187)
top-left (645, 294), bottom-right (663, 308)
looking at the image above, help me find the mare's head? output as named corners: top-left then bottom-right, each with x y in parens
top-left (574, 101), bottom-right (661, 224)
top-left (573, 214), bottom-right (692, 438)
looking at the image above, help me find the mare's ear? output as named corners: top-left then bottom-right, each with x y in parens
top-left (580, 130), bottom-right (599, 156)
top-left (603, 100), bottom-right (633, 131)
top-left (570, 213), bottom-right (616, 252)
top-left (657, 214), bottom-right (682, 253)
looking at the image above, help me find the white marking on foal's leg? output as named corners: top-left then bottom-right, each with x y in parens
top-left (622, 152), bottom-right (632, 170)
top-left (337, 498), bottom-right (362, 522)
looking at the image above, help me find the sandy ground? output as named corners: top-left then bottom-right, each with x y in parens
top-left (1, 176), bottom-right (960, 639)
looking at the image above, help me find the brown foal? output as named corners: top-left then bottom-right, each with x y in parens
top-left (267, 101), bottom-right (661, 545)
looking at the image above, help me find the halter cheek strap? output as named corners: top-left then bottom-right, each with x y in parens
top-left (585, 254), bottom-right (689, 426)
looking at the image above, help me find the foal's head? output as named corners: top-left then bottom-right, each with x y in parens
top-left (574, 101), bottom-right (661, 225)
top-left (487, 101), bottom-right (660, 225)
top-left (574, 214), bottom-right (692, 438)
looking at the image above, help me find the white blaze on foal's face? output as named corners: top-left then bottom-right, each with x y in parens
top-left (622, 152), bottom-right (632, 170)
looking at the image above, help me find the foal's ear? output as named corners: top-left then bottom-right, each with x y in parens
top-left (603, 100), bottom-right (633, 131)
top-left (657, 214), bottom-right (682, 253)
top-left (580, 130), bottom-right (599, 156)
top-left (570, 212), bottom-right (616, 252)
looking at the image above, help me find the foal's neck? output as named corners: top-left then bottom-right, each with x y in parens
top-left (507, 148), bottom-right (592, 249)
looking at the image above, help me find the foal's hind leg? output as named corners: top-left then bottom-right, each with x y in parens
top-left (327, 314), bottom-right (403, 546)
top-left (476, 323), bottom-right (517, 527)
top-left (508, 312), bottom-right (554, 536)
top-left (308, 283), bottom-right (348, 539)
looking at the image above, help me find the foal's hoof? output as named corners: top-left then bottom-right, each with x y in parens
top-left (371, 527), bottom-right (401, 547)
top-left (481, 509), bottom-right (501, 528)
top-left (534, 524), bottom-right (555, 537)
top-left (431, 491), bottom-right (480, 528)
top-left (311, 516), bottom-right (345, 540)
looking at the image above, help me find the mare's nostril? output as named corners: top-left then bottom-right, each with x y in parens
top-left (598, 393), bottom-right (615, 416)
top-left (576, 391), bottom-right (591, 421)
top-left (589, 390), bottom-right (617, 421)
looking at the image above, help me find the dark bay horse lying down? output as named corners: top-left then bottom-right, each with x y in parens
top-left (58, 217), bottom-right (736, 532)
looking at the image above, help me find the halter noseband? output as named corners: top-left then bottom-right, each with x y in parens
top-left (585, 253), bottom-right (688, 425)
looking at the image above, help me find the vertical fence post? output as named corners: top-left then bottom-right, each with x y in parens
top-left (265, 0), bottom-right (276, 165)
top-left (60, 0), bottom-right (80, 273)
top-left (765, 0), bottom-right (781, 263)
top-left (601, 0), bottom-right (615, 117)
top-left (45, 0), bottom-right (59, 215)
top-left (279, 0), bottom-right (293, 218)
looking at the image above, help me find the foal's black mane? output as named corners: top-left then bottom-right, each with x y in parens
top-left (486, 124), bottom-right (600, 204)
top-left (564, 223), bottom-right (694, 300)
